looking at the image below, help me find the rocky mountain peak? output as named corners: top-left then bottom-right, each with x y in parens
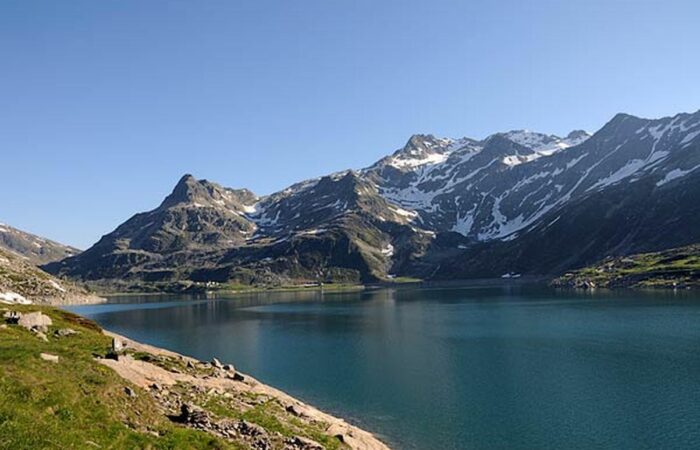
top-left (380, 134), bottom-right (454, 170)
top-left (566, 129), bottom-right (591, 141)
top-left (159, 174), bottom-right (256, 213)
top-left (160, 174), bottom-right (209, 208)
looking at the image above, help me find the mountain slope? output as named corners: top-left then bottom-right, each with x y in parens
top-left (0, 223), bottom-right (79, 265)
top-left (0, 248), bottom-right (102, 305)
top-left (46, 172), bottom-right (430, 288)
top-left (424, 111), bottom-right (700, 280)
top-left (45, 109), bottom-right (700, 288)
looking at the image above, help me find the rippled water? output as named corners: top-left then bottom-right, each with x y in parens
top-left (68, 286), bottom-right (700, 449)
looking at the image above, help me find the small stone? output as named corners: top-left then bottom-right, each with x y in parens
top-left (211, 357), bottom-right (223, 369)
top-left (55, 328), bottom-right (77, 337)
top-left (40, 353), bottom-right (59, 363)
top-left (186, 360), bottom-right (195, 369)
top-left (285, 404), bottom-right (304, 417)
top-left (233, 372), bottom-right (245, 382)
top-left (285, 436), bottom-right (324, 450)
top-left (0, 324), bottom-right (7, 329)
top-left (35, 331), bottom-right (49, 342)
top-left (223, 363), bottom-right (235, 371)
top-left (177, 403), bottom-right (209, 426)
top-left (150, 383), bottom-right (162, 391)
top-left (124, 386), bottom-right (137, 398)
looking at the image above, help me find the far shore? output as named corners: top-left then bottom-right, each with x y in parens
top-left (88, 276), bottom-right (552, 300)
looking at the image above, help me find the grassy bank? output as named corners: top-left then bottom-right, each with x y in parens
top-left (0, 305), bottom-right (235, 449)
top-left (0, 305), bottom-right (368, 449)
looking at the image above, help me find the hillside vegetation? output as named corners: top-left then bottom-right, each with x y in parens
top-left (552, 244), bottom-right (700, 289)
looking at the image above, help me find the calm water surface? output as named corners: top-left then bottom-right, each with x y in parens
top-left (68, 286), bottom-right (700, 449)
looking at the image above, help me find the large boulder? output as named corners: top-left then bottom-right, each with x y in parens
top-left (18, 312), bottom-right (52, 332)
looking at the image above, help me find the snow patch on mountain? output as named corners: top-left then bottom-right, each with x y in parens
top-left (500, 130), bottom-right (591, 167)
top-left (657, 163), bottom-right (700, 186)
top-left (0, 291), bottom-right (31, 305)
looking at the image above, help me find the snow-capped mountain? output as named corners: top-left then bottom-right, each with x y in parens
top-left (46, 110), bottom-right (700, 287)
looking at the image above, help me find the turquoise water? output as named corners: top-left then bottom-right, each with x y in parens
top-left (69, 286), bottom-right (700, 449)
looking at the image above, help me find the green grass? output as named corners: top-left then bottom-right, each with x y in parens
top-left (553, 244), bottom-right (700, 289)
top-left (384, 277), bottom-right (422, 284)
top-left (0, 305), bottom-right (240, 449)
top-left (0, 305), bottom-right (350, 449)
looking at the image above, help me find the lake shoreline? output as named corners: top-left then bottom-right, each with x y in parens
top-left (101, 328), bottom-right (393, 450)
top-left (1, 302), bottom-right (392, 449)
top-left (89, 276), bottom-right (550, 300)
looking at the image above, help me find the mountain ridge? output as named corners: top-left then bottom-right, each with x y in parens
top-left (0, 222), bottom-right (80, 265)
top-left (44, 109), bottom-right (700, 289)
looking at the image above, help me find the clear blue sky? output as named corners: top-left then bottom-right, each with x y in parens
top-left (2, 0), bottom-right (699, 249)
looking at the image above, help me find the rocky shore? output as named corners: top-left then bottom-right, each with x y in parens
top-left (101, 331), bottom-right (391, 450)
